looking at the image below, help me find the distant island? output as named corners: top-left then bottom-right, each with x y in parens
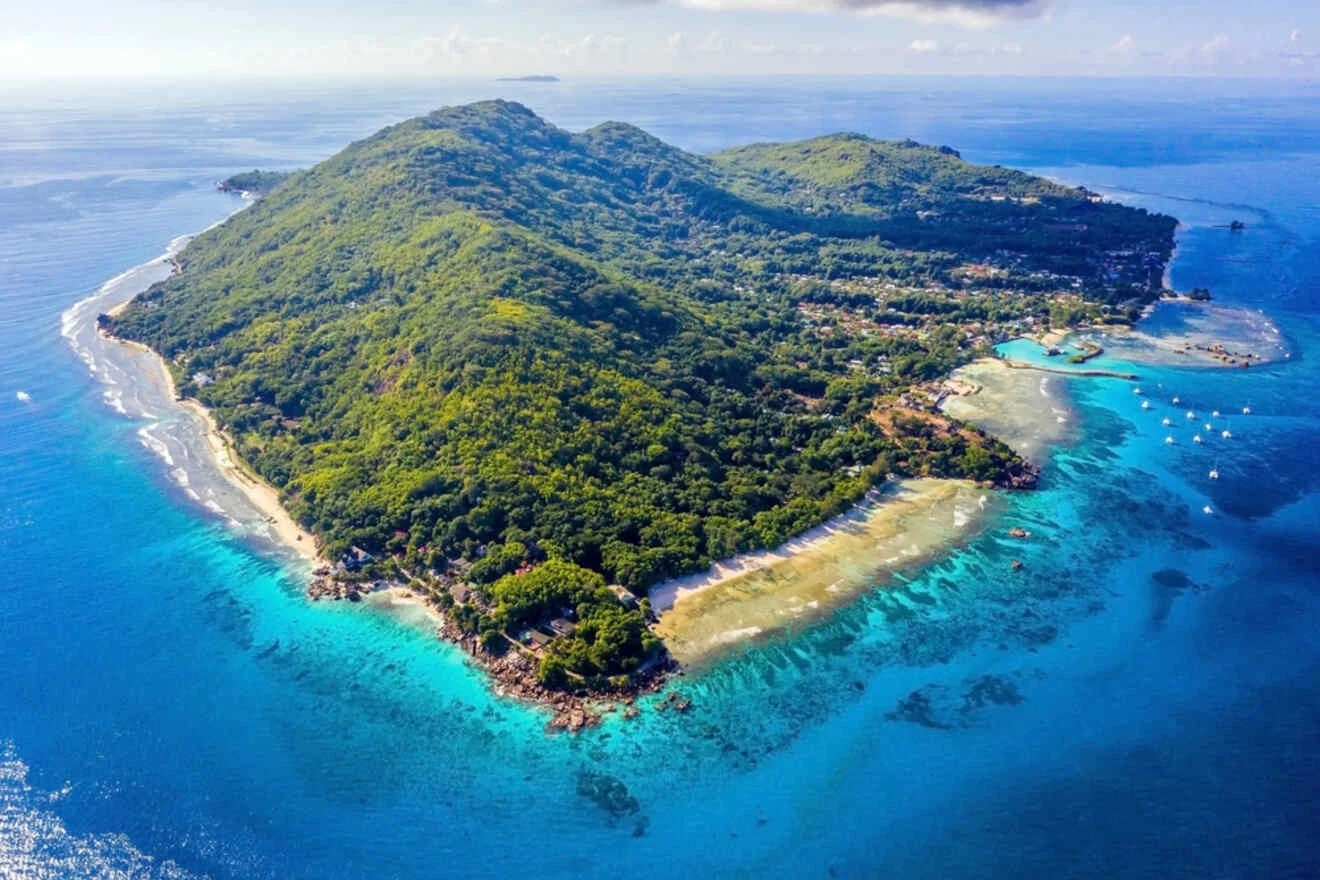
top-left (104, 101), bottom-right (1175, 728)
top-left (497, 75), bottom-right (559, 82)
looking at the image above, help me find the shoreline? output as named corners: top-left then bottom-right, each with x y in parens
top-left (938, 357), bottom-right (1082, 464)
top-left (82, 226), bottom-right (1049, 727)
top-left (648, 484), bottom-right (896, 613)
top-left (651, 478), bottom-right (994, 666)
top-left (99, 317), bottom-right (324, 566)
top-left (85, 237), bottom-right (664, 732)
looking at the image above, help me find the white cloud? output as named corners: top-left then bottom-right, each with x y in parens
top-left (1109, 33), bottom-right (1135, 55)
top-left (1200, 33), bottom-right (1229, 57)
top-left (423, 30), bottom-right (510, 58)
top-left (698, 31), bottom-right (732, 53)
top-left (621, 0), bottom-right (1052, 28)
top-left (909, 39), bottom-right (940, 53)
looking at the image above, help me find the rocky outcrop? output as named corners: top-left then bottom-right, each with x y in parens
top-left (999, 460), bottom-right (1041, 490)
top-left (432, 607), bottom-right (672, 733)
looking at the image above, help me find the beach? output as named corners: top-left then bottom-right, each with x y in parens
top-left (938, 358), bottom-right (1078, 464)
top-left (102, 328), bottom-right (323, 561)
top-left (61, 231), bottom-right (322, 567)
top-left (176, 376), bottom-right (321, 559)
top-left (650, 478), bottom-right (994, 666)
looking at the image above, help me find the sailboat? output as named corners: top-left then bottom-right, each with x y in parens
top-left (1242, 405), bottom-right (1252, 415)
top-left (1204, 422), bottom-right (1213, 431)
top-left (1212, 410), bottom-right (1221, 417)
top-left (1133, 387), bottom-right (1143, 395)
top-left (1210, 468), bottom-right (1220, 480)
top-left (1141, 400), bottom-right (1152, 410)
top-left (1162, 417), bottom-right (1172, 426)
top-left (1172, 396), bottom-right (1181, 405)
top-left (1186, 410), bottom-right (1196, 420)
top-left (1203, 505), bottom-right (1214, 515)
top-left (1193, 434), bottom-right (1203, 444)
top-left (1165, 435), bottom-right (1175, 445)
top-left (1222, 429), bottom-right (1232, 439)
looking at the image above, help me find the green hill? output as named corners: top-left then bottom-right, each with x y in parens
top-left (106, 100), bottom-right (1174, 684)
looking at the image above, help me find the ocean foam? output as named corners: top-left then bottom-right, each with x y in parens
top-left (136, 426), bottom-right (175, 467)
top-left (101, 389), bottom-right (126, 415)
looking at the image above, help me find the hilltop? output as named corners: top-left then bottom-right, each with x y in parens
top-left (105, 101), bottom-right (1175, 705)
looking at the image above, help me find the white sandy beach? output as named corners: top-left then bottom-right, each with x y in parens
top-left (648, 485), bottom-right (895, 613)
top-left (650, 478), bottom-right (992, 665)
top-left (63, 223), bottom-right (323, 568)
top-left (938, 358), bottom-right (1078, 464)
top-left (116, 335), bottom-right (323, 562)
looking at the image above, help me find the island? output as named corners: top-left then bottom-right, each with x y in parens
top-left (497, 75), bottom-right (560, 83)
top-left (101, 100), bottom-right (1175, 729)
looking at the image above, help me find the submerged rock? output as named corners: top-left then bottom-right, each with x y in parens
top-left (576, 769), bottom-right (640, 819)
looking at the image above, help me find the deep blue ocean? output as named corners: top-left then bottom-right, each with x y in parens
top-left (2, 77), bottom-right (1319, 878)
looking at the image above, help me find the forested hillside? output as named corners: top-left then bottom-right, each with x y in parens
top-left (107, 101), bottom-right (1174, 647)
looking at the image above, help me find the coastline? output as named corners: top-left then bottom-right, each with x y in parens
top-left (80, 230), bottom-right (1049, 728)
top-left (938, 358), bottom-right (1080, 464)
top-left (649, 484), bottom-right (898, 613)
top-left (98, 307), bottom-right (323, 565)
top-left (650, 478), bottom-right (995, 666)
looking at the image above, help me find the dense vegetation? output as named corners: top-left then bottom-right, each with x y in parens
top-left (108, 101), bottom-right (1174, 680)
top-left (217, 170), bottom-right (292, 195)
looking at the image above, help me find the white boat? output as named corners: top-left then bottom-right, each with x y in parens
top-left (1162, 417), bottom-right (1172, 426)
top-left (1212, 410), bottom-right (1221, 417)
top-left (1165, 435), bottom-right (1175, 445)
top-left (1186, 411), bottom-right (1196, 419)
top-left (1133, 387), bottom-right (1142, 395)
top-left (1141, 400), bottom-right (1152, 410)
top-left (1210, 468), bottom-right (1220, 479)
top-left (1172, 396), bottom-right (1181, 405)
top-left (1222, 429), bottom-right (1232, 439)
top-left (1193, 434), bottom-right (1203, 444)
top-left (1203, 505), bottom-right (1214, 515)
top-left (1205, 423), bottom-right (1213, 431)
top-left (1242, 406), bottom-right (1252, 415)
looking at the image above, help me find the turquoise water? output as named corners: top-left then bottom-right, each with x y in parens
top-left (2, 79), bottom-right (1319, 877)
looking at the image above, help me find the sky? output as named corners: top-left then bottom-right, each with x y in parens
top-left (1, 0), bottom-right (1316, 80)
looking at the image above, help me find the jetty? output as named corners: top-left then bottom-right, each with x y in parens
top-left (1000, 359), bottom-right (1139, 381)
